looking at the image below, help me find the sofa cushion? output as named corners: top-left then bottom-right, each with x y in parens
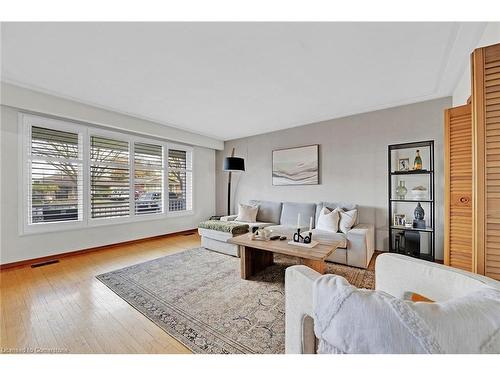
top-left (311, 229), bottom-right (347, 248)
top-left (316, 207), bottom-right (341, 233)
top-left (248, 200), bottom-right (282, 224)
top-left (280, 202), bottom-right (317, 227)
top-left (339, 209), bottom-right (358, 234)
top-left (315, 202), bottom-right (358, 227)
top-left (235, 203), bottom-right (259, 222)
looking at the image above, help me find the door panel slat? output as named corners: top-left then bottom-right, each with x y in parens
top-left (445, 104), bottom-right (473, 272)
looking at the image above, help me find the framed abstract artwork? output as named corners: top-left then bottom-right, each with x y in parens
top-left (272, 144), bottom-right (319, 185)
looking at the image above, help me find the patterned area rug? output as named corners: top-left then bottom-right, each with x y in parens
top-left (97, 247), bottom-right (375, 354)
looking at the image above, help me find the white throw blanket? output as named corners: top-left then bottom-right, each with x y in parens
top-left (313, 274), bottom-right (500, 354)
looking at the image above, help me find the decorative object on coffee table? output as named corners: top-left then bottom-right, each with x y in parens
top-left (292, 228), bottom-right (313, 244)
top-left (250, 227), bottom-right (271, 241)
top-left (292, 214), bottom-right (314, 244)
top-left (272, 145), bottom-right (319, 186)
top-left (388, 140), bottom-right (435, 261)
top-left (223, 147), bottom-right (245, 215)
top-left (287, 239), bottom-right (319, 248)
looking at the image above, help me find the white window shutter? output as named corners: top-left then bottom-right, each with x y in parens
top-left (90, 135), bottom-right (130, 219)
top-left (168, 148), bottom-right (192, 212)
top-left (134, 142), bottom-right (164, 215)
top-left (29, 126), bottom-right (83, 224)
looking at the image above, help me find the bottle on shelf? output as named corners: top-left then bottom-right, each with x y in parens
top-left (414, 149), bottom-right (422, 170)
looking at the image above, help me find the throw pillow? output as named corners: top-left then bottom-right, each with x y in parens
top-left (313, 274), bottom-right (500, 353)
top-left (403, 292), bottom-right (435, 303)
top-left (316, 207), bottom-right (341, 232)
top-left (339, 209), bottom-right (358, 234)
top-left (235, 203), bottom-right (259, 222)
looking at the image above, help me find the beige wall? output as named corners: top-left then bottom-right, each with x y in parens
top-left (0, 101), bottom-right (216, 265)
top-left (216, 97), bottom-right (451, 259)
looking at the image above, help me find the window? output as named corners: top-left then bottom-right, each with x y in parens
top-left (22, 114), bottom-right (193, 234)
top-left (29, 125), bottom-right (83, 224)
top-left (168, 148), bottom-right (192, 212)
top-left (90, 135), bottom-right (130, 219)
top-left (134, 142), bottom-right (163, 215)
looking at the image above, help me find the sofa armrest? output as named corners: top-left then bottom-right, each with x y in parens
top-left (285, 265), bottom-right (322, 354)
top-left (345, 223), bottom-right (375, 268)
top-left (220, 215), bottom-right (238, 221)
top-left (375, 253), bottom-right (500, 301)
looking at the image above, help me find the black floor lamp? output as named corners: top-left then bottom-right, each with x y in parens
top-left (223, 148), bottom-right (245, 216)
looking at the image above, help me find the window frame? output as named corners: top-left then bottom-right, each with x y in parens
top-left (20, 113), bottom-right (194, 236)
top-left (21, 114), bottom-right (87, 235)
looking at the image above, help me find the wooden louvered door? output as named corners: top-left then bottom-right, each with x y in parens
top-left (472, 42), bottom-right (500, 280)
top-left (444, 104), bottom-right (473, 271)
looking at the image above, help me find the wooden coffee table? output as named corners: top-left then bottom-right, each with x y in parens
top-left (227, 234), bottom-right (340, 279)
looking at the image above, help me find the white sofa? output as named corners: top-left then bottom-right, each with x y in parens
top-left (206, 200), bottom-right (375, 269)
top-left (285, 253), bottom-right (500, 353)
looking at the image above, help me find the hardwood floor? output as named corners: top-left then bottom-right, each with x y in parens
top-left (0, 233), bottom-right (203, 354)
top-left (0, 233), bottom-right (384, 354)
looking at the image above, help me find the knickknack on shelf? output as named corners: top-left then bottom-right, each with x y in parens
top-left (388, 140), bottom-right (435, 261)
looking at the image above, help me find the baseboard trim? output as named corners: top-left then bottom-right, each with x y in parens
top-left (0, 228), bottom-right (198, 270)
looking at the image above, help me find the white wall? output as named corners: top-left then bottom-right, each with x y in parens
top-left (216, 97), bottom-right (450, 259)
top-left (0, 89), bottom-right (217, 265)
top-left (452, 23), bottom-right (500, 106)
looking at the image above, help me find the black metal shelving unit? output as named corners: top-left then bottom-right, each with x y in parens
top-left (388, 140), bottom-right (435, 261)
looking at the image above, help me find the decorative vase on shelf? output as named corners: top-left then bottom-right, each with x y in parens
top-left (414, 150), bottom-right (423, 170)
top-left (395, 180), bottom-right (407, 199)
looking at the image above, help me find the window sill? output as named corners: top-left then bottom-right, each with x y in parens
top-left (167, 210), bottom-right (194, 218)
top-left (20, 210), bottom-right (195, 236)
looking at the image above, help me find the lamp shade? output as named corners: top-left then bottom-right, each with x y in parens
top-left (223, 157), bottom-right (245, 171)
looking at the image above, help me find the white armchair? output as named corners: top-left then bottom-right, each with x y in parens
top-left (285, 253), bottom-right (500, 354)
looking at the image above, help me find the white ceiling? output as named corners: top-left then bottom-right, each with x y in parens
top-left (1, 22), bottom-right (486, 141)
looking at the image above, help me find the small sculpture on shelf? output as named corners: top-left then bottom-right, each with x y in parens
top-left (413, 202), bottom-right (426, 229)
